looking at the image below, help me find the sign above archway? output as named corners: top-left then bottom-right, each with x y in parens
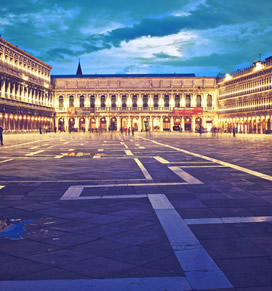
top-left (174, 107), bottom-right (203, 115)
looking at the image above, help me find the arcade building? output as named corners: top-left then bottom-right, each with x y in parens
top-left (52, 68), bottom-right (218, 133)
top-left (1, 36), bottom-right (272, 134)
top-left (0, 37), bottom-right (54, 132)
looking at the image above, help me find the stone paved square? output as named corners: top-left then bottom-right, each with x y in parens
top-left (0, 132), bottom-right (272, 290)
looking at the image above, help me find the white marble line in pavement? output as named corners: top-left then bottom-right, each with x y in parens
top-left (148, 194), bottom-right (233, 290)
top-left (125, 150), bottom-right (133, 156)
top-left (154, 156), bottom-right (169, 164)
top-left (179, 165), bottom-right (227, 168)
top-left (0, 277), bottom-right (192, 291)
top-left (0, 186), bottom-right (5, 190)
top-left (29, 145), bottom-right (40, 149)
top-left (64, 194), bottom-right (148, 200)
top-left (0, 159), bottom-right (13, 164)
top-left (3, 140), bottom-right (44, 149)
top-left (98, 149), bottom-right (104, 152)
top-left (60, 183), bottom-right (188, 200)
top-left (63, 141), bottom-right (70, 145)
top-left (120, 142), bottom-right (128, 148)
top-left (134, 158), bottom-right (152, 180)
top-left (149, 139), bottom-right (272, 182)
top-left (169, 166), bottom-right (203, 184)
top-left (93, 154), bottom-right (101, 159)
top-left (25, 150), bottom-right (45, 156)
top-left (68, 148), bottom-right (75, 151)
top-left (185, 216), bottom-right (272, 225)
top-left (54, 155), bottom-right (64, 159)
top-left (60, 186), bottom-right (84, 200)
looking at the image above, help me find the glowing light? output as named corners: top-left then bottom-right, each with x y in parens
top-left (254, 62), bottom-right (264, 72)
top-left (4, 114), bottom-right (8, 118)
top-left (0, 113), bottom-right (2, 118)
top-left (224, 74), bottom-right (232, 81)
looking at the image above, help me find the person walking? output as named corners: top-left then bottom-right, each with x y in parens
top-left (198, 125), bottom-right (202, 136)
top-left (39, 127), bottom-right (42, 134)
top-left (0, 126), bottom-right (4, 145)
top-left (233, 127), bottom-right (236, 137)
top-left (128, 127), bottom-right (131, 136)
top-left (132, 127), bottom-right (134, 136)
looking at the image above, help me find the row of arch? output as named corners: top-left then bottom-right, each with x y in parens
top-left (219, 115), bottom-right (272, 134)
top-left (0, 113), bottom-right (54, 131)
top-left (58, 94), bottom-right (213, 109)
top-left (58, 116), bottom-right (213, 132)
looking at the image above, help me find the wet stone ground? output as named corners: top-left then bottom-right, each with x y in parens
top-left (0, 132), bottom-right (272, 290)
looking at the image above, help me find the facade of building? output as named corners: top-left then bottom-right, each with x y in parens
top-left (0, 37), bottom-right (54, 132)
top-left (218, 57), bottom-right (272, 134)
top-left (2, 36), bottom-right (272, 134)
top-left (52, 73), bottom-right (218, 133)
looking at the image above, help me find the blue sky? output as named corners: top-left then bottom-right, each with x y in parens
top-left (1, 0), bottom-right (272, 76)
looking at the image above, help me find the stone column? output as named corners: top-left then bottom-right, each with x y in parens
top-left (7, 81), bottom-right (11, 98)
top-left (181, 117), bottom-right (185, 132)
top-left (149, 116), bottom-right (153, 131)
top-left (11, 82), bottom-right (16, 99)
top-left (96, 118), bottom-right (99, 129)
top-left (106, 117), bottom-right (110, 131)
top-left (160, 116), bottom-right (163, 131)
top-left (85, 118), bottom-right (89, 132)
top-left (170, 116), bottom-right (174, 131)
top-left (138, 117), bottom-right (142, 132)
top-left (192, 116), bottom-right (196, 133)
top-left (0, 79), bottom-right (5, 98)
top-left (117, 116), bottom-right (121, 131)
top-left (29, 88), bottom-right (33, 103)
top-left (75, 117), bottom-right (79, 130)
top-left (25, 86), bottom-right (29, 103)
top-left (170, 92), bottom-right (174, 109)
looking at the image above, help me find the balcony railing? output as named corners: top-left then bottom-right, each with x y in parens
top-left (56, 106), bottom-right (216, 113)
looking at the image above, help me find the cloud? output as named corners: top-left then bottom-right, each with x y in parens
top-left (1, 0), bottom-right (272, 76)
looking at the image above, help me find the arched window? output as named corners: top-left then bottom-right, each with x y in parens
top-left (101, 95), bottom-right (105, 108)
top-left (154, 95), bottom-right (159, 108)
top-left (132, 95), bottom-right (137, 108)
top-left (175, 95), bottom-right (180, 107)
top-left (90, 96), bottom-right (95, 108)
top-left (69, 96), bottom-right (74, 107)
top-left (207, 95), bottom-right (212, 107)
top-left (186, 95), bottom-right (191, 107)
top-left (143, 95), bottom-right (148, 108)
top-left (164, 95), bottom-right (169, 107)
top-left (122, 95), bottom-right (127, 108)
top-left (197, 95), bottom-right (202, 107)
top-left (111, 95), bottom-right (116, 108)
top-left (80, 95), bottom-right (84, 107)
top-left (59, 96), bottom-right (63, 108)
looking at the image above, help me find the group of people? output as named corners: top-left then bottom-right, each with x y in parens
top-left (120, 127), bottom-right (135, 136)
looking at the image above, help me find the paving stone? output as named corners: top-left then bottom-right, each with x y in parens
top-left (200, 237), bottom-right (265, 259)
top-left (216, 257), bottom-right (272, 287)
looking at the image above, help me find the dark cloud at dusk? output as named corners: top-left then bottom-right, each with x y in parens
top-left (1, 0), bottom-right (271, 76)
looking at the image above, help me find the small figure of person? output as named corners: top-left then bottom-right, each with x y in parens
top-left (54, 126), bottom-right (57, 133)
top-left (198, 125), bottom-right (202, 136)
top-left (233, 127), bottom-right (236, 137)
top-left (132, 127), bottom-right (134, 136)
top-left (128, 127), bottom-right (131, 135)
top-left (120, 127), bottom-right (123, 135)
top-left (39, 127), bottom-right (42, 134)
top-left (0, 126), bottom-right (4, 145)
